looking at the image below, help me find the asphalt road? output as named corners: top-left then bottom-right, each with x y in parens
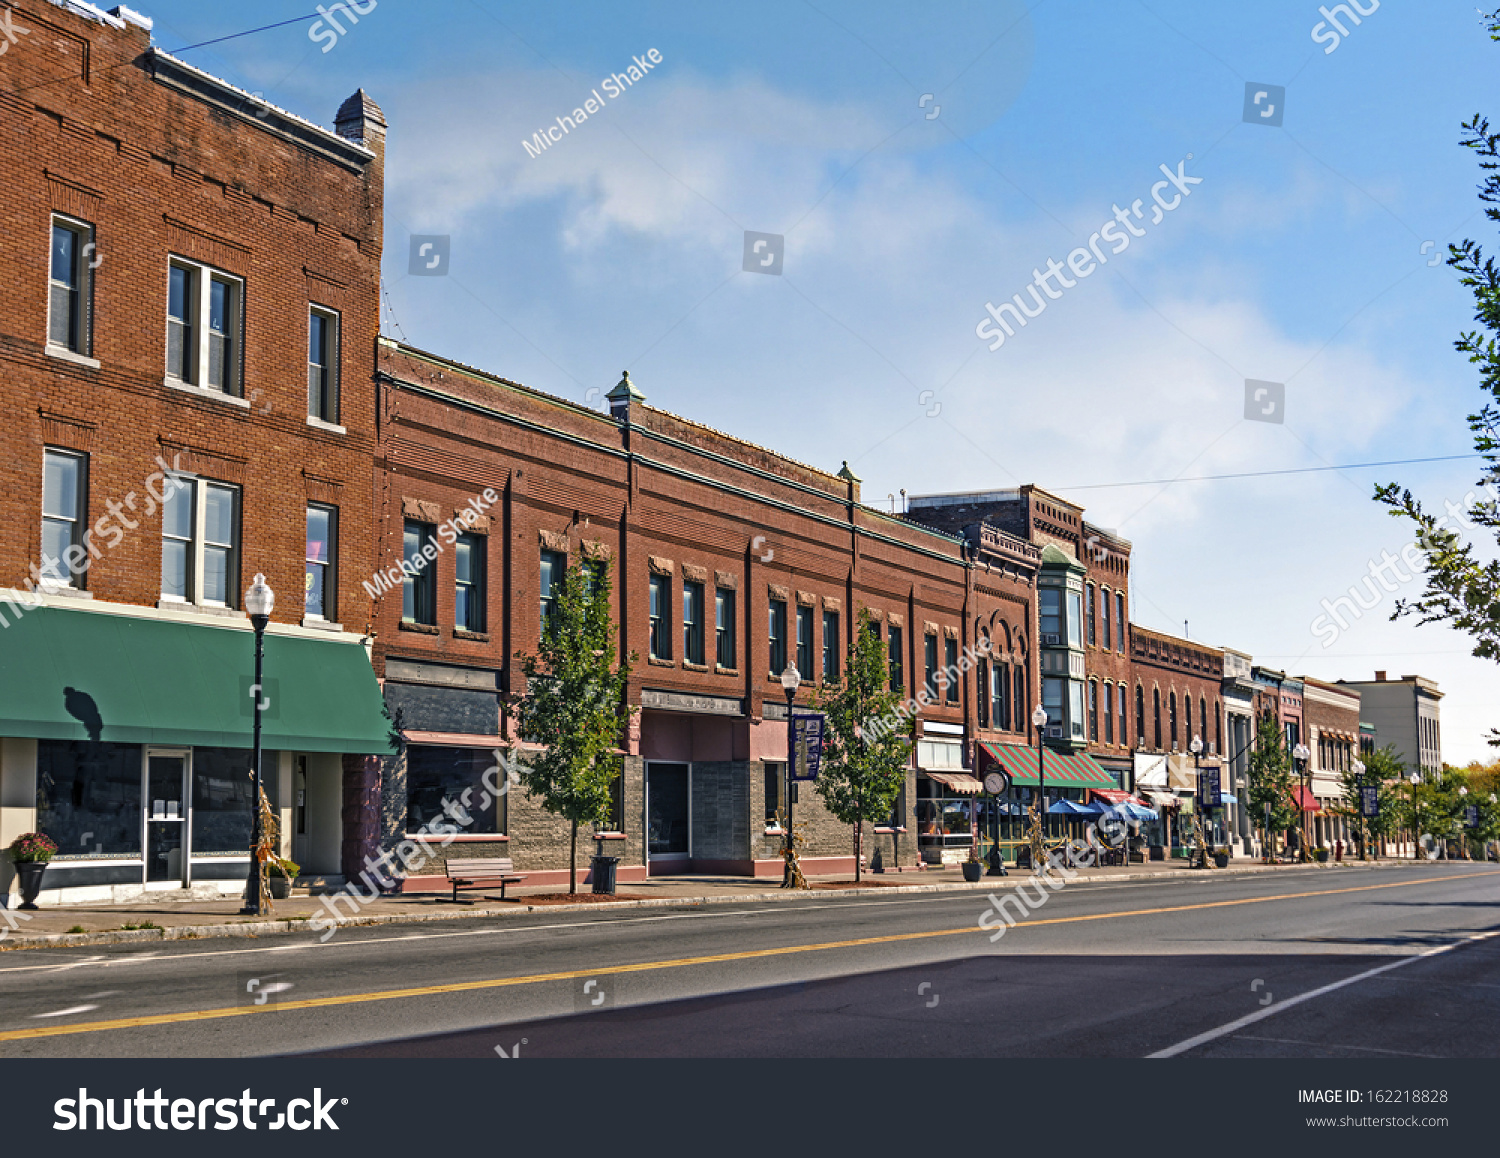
top-left (1, 862), bottom-right (1496, 1058)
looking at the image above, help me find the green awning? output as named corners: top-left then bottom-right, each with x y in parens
top-left (978, 741), bottom-right (1118, 789)
top-left (0, 601), bottom-right (394, 754)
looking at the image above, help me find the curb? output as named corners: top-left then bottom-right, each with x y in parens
top-left (0, 859), bottom-right (1419, 952)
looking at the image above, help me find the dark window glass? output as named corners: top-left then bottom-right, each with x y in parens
top-left (190, 747), bottom-right (260, 855)
top-left (42, 449), bottom-right (85, 588)
top-left (1090, 680), bottom-right (1099, 742)
top-left (406, 747), bottom-right (505, 834)
top-left (649, 574), bottom-right (671, 660)
top-left (1153, 688), bottom-right (1162, 749)
top-left (1040, 588), bottom-right (1061, 637)
top-left (1104, 682), bottom-right (1114, 743)
top-left (168, 265), bottom-right (195, 381)
top-left (977, 659), bottom-right (989, 728)
top-left (769, 599), bottom-right (787, 674)
top-left (796, 606), bottom-right (814, 680)
top-left (1101, 588), bottom-right (1112, 649)
top-left (1170, 692), bottom-right (1179, 746)
top-left (924, 634), bottom-right (938, 698)
top-left (36, 740), bottom-right (142, 857)
top-left (888, 625), bottom-right (904, 690)
top-left (715, 588), bottom-right (736, 668)
top-left (764, 761), bottom-right (786, 824)
top-left (1116, 592), bottom-right (1125, 652)
top-left (403, 521), bottom-right (437, 625)
top-left (540, 550), bottom-right (565, 634)
top-left (683, 580), bottom-right (705, 665)
top-left (455, 533), bottom-right (485, 632)
top-left (823, 610), bottom-right (840, 681)
top-left (306, 505), bottom-right (335, 620)
top-left (944, 636), bottom-right (959, 703)
top-left (1086, 584), bottom-right (1097, 646)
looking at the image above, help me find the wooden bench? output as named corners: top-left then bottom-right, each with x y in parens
top-left (443, 857), bottom-right (527, 902)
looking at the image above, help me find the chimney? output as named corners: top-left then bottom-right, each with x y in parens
top-left (335, 89), bottom-right (386, 255)
top-left (606, 370), bottom-right (645, 422)
top-left (1374, 671), bottom-right (1386, 682)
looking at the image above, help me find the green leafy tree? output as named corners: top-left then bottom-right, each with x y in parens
top-left (1359, 745), bottom-right (1406, 854)
top-left (1247, 715), bottom-right (1297, 856)
top-left (815, 607), bottom-right (914, 882)
top-left (509, 556), bottom-right (634, 894)
top-left (1338, 745), bottom-right (1402, 858)
top-left (1375, 9), bottom-right (1500, 747)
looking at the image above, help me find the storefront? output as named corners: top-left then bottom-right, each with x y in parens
top-left (0, 601), bottom-right (392, 905)
top-left (976, 741), bottom-right (1118, 863)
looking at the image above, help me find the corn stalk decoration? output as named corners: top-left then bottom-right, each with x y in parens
top-left (251, 786), bottom-right (281, 914)
top-left (775, 809), bottom-right (808, 889)
top-left (1027, 802), bottom-right (1046, 870)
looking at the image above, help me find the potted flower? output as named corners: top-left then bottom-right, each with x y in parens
top-left (1213, 846), bottom-right (1230, 869)
top-left (268, 857), bottom-right (300, 900)
top-left (8, 832), bottom-right (58, 910)
top-left (962, 848), bottom-right (984, 883)
top-left (1314, 846), bottom-right (1330, 864)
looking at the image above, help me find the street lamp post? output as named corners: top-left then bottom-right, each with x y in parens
top-left (1189, 735), bottom-right (1209, 869)
top-left (1293, 743), bottom-right (1311, 863)
top-left (1458, 785), bottom-right (1470, 860)
top-left (1409, 772), bottom-right (1421, 861)
top-left (1351, 758), bottom-right (1367, 861)
top-left (239, 573), bottom-right (274, 916)
top-left (1031, 704), bottom-right (1048, 868)
top-left (780, 664), bottom-right (802, 885)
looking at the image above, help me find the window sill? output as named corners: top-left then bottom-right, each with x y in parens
top-left (156, 599), bottom-right (247, 620)
top-left (873, 827), bottom-right (908, 835)
top-left (164, 377), bottom-right (251, 409)
top-left (42, 585), bottom-right (92, 600)
top-left (764, 826), bottom-right (785, 836)
top-left (409, 832), bottom-right (508, 843)
top-left (399, 620), bottom-right (440, 635)
top-left (682, 661), bottom-right (710, 673)
top-left (716, 666), bottom-right (739, 677)
top-left (453, 628), bottom-right (490, 642)
top-left (647, 655), bottom-right (675, 668)
top-left (45, 345), bottom-right (100, 370)
top-left (306, 415), bottom-right (346, 435)
top-left (300, 616), bottom-right (345, 632)
top-left (591, 832), bottom-right (627, 841)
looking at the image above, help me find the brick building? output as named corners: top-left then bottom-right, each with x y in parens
top-left (369, 341), bottom-right (1042, 884)
top-left (1128, 625), bottom-right (1226, 854)
top-left (0, 6), bottom-right (391, 905)
top-left (1301, 676), bottom-right (1361, 847)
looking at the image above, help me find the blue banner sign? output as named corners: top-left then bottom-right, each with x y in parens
top-left (789, 711), bottom-right (826, 782)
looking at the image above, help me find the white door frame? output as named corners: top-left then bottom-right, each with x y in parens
top-left (142, 747), bottom-right (192, 887)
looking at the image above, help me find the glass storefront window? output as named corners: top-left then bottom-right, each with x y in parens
top-left (36, 740), bottom-right (142, 857)
top-left (191, 747), bottom-right (264, 855)
top-left (406, 746), bottom-right (505, 834)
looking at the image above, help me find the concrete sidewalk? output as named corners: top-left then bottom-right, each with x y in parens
top-left (0, 857), bottom-right (1419, 951)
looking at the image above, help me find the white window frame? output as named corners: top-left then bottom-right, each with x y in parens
top-left (306, 503), bottom-right (338, 622)
top-left (41, 447), bottom-right (88, 589)
top-left (159, 473), bottom-right (241, 608)
top-left (48, 215), bottom-right (94, 358)
top-left (166, 256), bottom-right (244, 396)
top-left (308, 304), bottom-right (341, 423)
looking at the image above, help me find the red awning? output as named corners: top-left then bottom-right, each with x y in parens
top-left (1091, 788), bottom-right (1153, 809)
top-left (1293, 786), bottom-right (1322, 812)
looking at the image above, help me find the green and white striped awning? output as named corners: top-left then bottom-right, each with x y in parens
top-left (978, 741), bottom-right (1118, 789)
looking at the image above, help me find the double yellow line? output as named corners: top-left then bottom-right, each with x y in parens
top-left (3, 869), bottom-right (1494, 1043)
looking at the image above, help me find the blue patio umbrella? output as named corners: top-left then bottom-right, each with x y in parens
top-left (1047, 799), bottom-right (1093, 815)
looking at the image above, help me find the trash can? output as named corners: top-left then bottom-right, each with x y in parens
top-left (590, 854), bottom-right (619, 895)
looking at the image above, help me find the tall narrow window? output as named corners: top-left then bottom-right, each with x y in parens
top-left (992, 663), bottom-right (1008, 730)
top-left (888, 624), bottom-right (904, 690)
top-left (402, 520), bottom-right (437, 625)
top-left (1214, 701), bottom-right (1222, 755)
top-left (1014, 666), bottom-right (1026, 731)
top-left (1090, 679), bottom-right (1099, 742)
top-left (161, 477), bottom-right (240, 607)
top-left (822, 610), bottom-right (840, 682)
top-left (1184, 696), bottom-right (1193, 746)
top-left (649, 574), bottom-right (671, 660)
top-left (305, 504), bottom-right (337, 620)
top-left (1135, 686), bottom-right (1145, 746)
top-left (769, 598), bottom-right (787, 675)
top-left (977, 660), bottom-right (989, 728)
top-left (308, 307), bottom-right (340, 422)
top-left (1103, 682), bottom-right (1114, 743)
top-left (1101, 587), bottom-right (1112, 650)
top-left (540, 550), bottom-right (565, 633)
top-left (682, 580), bottom-right (705, 665)
top-left (1153, 688), bottom-right (1162, 749)
top-left (1200, 697), bottom-right (1209, 749)
top-left (1119, 684), bottom-right (1128, 747)
top-left (1115, 591), bottom-right (1125, 652)
top-left (1169, 692), bottom-right (1179, 747)
top-left (455, 533), bottom-right (485, 632)
top-left (924, 633), bottom-right (938, 699)
top-left (49, 218), bottom-right (93, 356)
top-left (1040, 588), bottom-right (1061, 640)
top-left (1043, 677), bottom-right (1064, 732)
top-left (1066, 589), bottom-right (1083, 648)
top-left (1086, 584), bottom-right (1097, 646)
top-left (796, 605), bottom-right (815, 680)
top-left (715, 588), bottom-right (736, 669)
top-left (41, 449), bottom-right (86, 588)
top-left (167, 259), bottom-right (242, 395)
top-left (944, 636), bottom-right (959, 703)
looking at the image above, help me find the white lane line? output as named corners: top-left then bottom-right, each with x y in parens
top-left (1148, 929), bottom-right (1500, 1058)
top-left (32, 1004), bottom-right (99, 1019)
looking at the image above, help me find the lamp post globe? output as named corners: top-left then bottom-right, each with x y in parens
top-left (240, 574), bottom-right (274, 916)
top-left (1292, 743), bottom-right (1311, 862)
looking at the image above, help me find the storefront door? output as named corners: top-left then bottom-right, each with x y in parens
top-left (144, 749), bottom-right (189, 885)
top-left (647, 762), bottom-right (689, 867)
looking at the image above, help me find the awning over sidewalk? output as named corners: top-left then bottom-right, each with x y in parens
top-left (923, 771), bottom-right (983, 794)
top-left (0, 601), bottom-right (394, 753)
top-left (1293, 786), bottom-right (1322, 812)
top-left (978, 742), bottom-right (1117, 789)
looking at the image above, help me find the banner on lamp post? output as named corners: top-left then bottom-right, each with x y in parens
top-left (789, 711), bottom-right (826, 782)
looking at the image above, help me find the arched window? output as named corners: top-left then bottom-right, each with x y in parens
top-left (1169, 692), bottom-right (1178, 747)
top-left (1135, 685), bottom-right (1145, 744)
top-left (1200, 697), bottom-right (1208, 750)
top-left (1184, 695), bottom-right (1192, 744)
top-left (1103, 682), bottom-right (1114, 744)
top-left (1153, 688), bottom-right (1162, 750)
top-left (1214, 700), bottom-right (1222, 754)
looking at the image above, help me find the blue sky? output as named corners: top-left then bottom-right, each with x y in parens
top-left (146, 0), bottom-right (1499, 761)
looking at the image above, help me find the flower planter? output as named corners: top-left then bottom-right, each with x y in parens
top-left (14, 861), bottom-right (47, 910)
top-left (269, 876), bottom-right (291, 900)
top-left (1213, 852), bottom-right (1230, 869)
top-left (961, 861), bottom-right (983, 883)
